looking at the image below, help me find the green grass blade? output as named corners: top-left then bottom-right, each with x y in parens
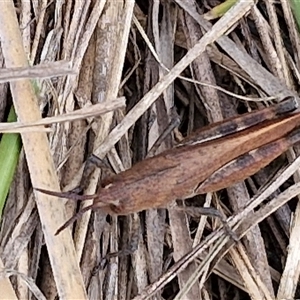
top-left (0, 106), bottom-right (22, 217)
top-left (290, 0), bottom-right (300, 31)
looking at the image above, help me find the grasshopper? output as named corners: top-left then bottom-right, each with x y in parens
top-left (36, 97), bottom-right (300, 234)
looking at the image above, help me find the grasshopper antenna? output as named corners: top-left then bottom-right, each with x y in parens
top-left (55, 204), bottom-right (95, 235)
top-left (35, 188), bottom-right (102, 235)
top-left (35, 188), bottom-right (97, 201)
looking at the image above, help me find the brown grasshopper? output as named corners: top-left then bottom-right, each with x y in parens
top-left (36, 97), bottom-right (300, 234)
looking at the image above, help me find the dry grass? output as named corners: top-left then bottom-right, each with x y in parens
top-left (0, 1), bottom-right (300, 299)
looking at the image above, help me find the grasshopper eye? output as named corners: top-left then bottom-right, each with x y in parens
top-left (107, 203), bottom-right (123, 215)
